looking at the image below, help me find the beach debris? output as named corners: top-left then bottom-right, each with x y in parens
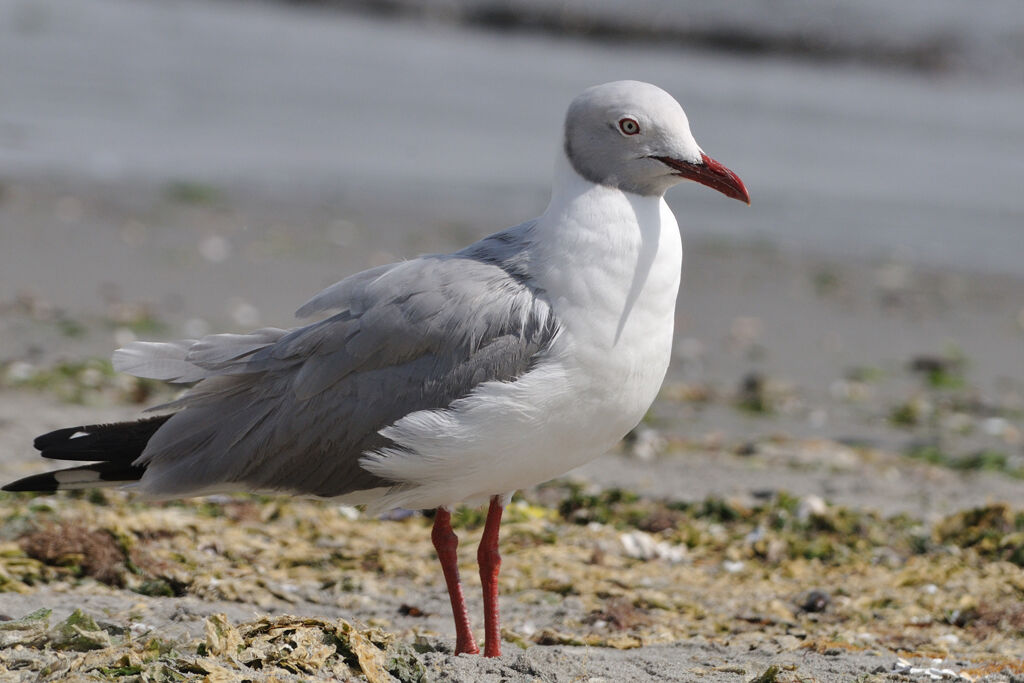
top-left (194, 614), bottom-right (406, 681)
top-left (1, 357), bottom-right (165, 405)
top-left (722, 560), bottom-right (745, 573)
top-left (889, 396), bottom-right (934, 427)
top-left (796, 494), bottom-right (827, 522)
top-left (908, 351), bottom-right (966, 389)
top-left (49, 609), bottom-right (112, 651)
top-left (3, 361), bottom-right (35, 384)
top-left (0, 608), bottom-right (50, 648)
top-left (19, 522), bottom-right (128, 586)
top-left (736, 372), bottom-right (770, 414)
top-left (534, 628), bottom-right (642, 650)
top-left (0, 486), bottom-right (1022, 678)
top-left (933, 504), bottom-right (1024, 566)
top-left (661, 380), bottom-right (715, 403)
top-left (892, 657), bottom-right (971, 681)
top-left (337, 505), bottom-right (361, 520)
top-left (398, 604), bottom-right (427, 617)
top-left (202, 613), bottom-right (242, 657)
top-left (0, 607), bottom-right (420, 681)
top-left (628, 426), bottom-right (665, 461)
top-left (586, 597), bottom-right (652, 631)
top-left (797, 589), bottom-right (830, 613)
top-left (734, 373), bottom-right (801, 415)
top-left (747, 665), bottom-right (780, 683)
top-left (619, 530), bottom-right (687, 563)
top-left (164, 180), bottom-right (221, 205)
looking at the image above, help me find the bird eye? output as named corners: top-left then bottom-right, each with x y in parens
top-left (618, 118), bottom-right (640, 136)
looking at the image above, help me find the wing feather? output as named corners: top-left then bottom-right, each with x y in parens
top-left (124, 222), bottom-right (559, 499)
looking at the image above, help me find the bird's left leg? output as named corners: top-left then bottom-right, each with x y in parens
top-left (477, 494), bottom-right (505, 657)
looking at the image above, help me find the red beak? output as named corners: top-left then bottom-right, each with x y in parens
top-left (654, 153), bottom-right (750, 204)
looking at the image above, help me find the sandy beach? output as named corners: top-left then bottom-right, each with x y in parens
top-left (1, 0), bottom-right (1023, 680)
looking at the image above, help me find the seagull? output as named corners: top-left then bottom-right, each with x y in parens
top-left (4, 81), bottom-right (749, 657)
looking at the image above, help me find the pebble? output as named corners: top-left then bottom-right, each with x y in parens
top-left (799, 590), bottom-right (830, 613)
top-left (630, 427), bottom-right (665, 462)
top-left (893, 658), bottom-right (971, 681)
top-left (797, 495), bottom-right (827, 521)
top-left (620, 530), bottom-right (687, 564)
top-left (336, 505), bottom-right (360, 520)
top-left (722, 560), bottom-right (744, 573)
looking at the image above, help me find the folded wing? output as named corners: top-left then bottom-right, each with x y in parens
top-left (113, 225), bottom-right (558, 500)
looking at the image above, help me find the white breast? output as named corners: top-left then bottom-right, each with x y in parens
top-left (359, 160), bottom-right (682, 511)
top-left (531, 167), bottom-right (682, 452)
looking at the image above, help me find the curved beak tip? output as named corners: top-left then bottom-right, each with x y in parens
top-left (738, 185), bottom-right (752, 206)
top-left (699, 153), bottom-right (750, 205)
top-left (656, 153), bottom-right (750, 205)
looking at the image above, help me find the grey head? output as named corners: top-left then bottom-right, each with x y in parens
top-left (563, 80), bottom-right (749, 202)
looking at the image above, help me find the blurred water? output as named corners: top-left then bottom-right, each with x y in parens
top-left (1, 0), bottom-right (1022, 274)
top-left (347, 0), bottom-right (1024, 77)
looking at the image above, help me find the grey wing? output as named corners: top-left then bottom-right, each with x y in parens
top-left (116, 230), bottom-right (558, 499)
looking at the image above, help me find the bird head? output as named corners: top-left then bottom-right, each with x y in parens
top-left (563, 80), bottom-right (749, 203)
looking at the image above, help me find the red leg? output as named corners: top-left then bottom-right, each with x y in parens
top-left (477, 495), bottom-right (505, 657)
top-left (431, 507), bottom-right (479, 655)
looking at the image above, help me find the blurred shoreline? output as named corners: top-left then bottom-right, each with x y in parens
top-left (289, 0), bottom-right (1024, 78)
top-left (2, 0), bottom-right (1023, 276)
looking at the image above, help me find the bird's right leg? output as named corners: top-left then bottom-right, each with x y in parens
top-left (431, 507), bottom-right (480, 655)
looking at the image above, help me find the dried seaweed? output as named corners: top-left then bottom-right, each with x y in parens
top-left (0, 487), bottom-right (1022, 680)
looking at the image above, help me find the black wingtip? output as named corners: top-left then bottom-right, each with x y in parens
top-left (3, 462), bottom-right (147, 493)
top-left (2, 472), bottom-right (60, 493)
top-left (33, 415), bottom-right (172, 462)
top-left (33, 426), bottom-right (87, 452)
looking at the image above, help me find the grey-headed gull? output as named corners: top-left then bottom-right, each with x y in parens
top-left (4, 81), bottom-right (749, 657)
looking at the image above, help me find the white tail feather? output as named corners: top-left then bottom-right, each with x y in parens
top-left (112, 341), bottom-right (205, 382)
top-left (185, 328), bottom-right (286, 369)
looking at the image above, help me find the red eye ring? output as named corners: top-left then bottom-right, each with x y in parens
top-left (618, 117), bottom-right (640, 135)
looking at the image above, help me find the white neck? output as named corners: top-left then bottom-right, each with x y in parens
top-left (530, 150), bottom-right (683, 352)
